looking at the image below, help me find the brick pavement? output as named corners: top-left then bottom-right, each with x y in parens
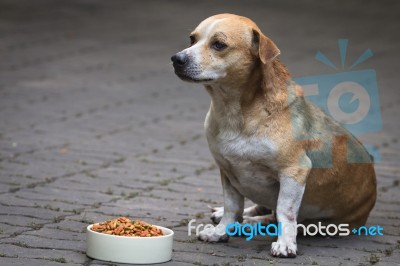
top-left (0, 1), bottom-right (399, 265)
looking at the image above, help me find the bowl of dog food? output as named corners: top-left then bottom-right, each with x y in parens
top-left (86, 217), bottom-right (173, 264)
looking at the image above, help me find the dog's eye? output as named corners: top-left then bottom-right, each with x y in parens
top-left (211, 41), bottom-right (227, 51)
top-left (189, 35), bottom-right (196, 46)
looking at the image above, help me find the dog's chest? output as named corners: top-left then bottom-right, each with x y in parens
top-left (206, 126), bottom-right (279, 187)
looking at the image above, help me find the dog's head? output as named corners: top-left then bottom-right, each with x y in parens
top-left (171, 14), bottom-right (280, 85)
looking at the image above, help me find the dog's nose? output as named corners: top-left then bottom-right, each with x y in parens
top-left (171, 53), bottom-right (188, 66)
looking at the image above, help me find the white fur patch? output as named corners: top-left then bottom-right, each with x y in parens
top-left (206, 122), bottom-right (280, 208)
top-left (185, 18), bottom-right (225, 60)
top-left (218, 133), bottom-right (276, 161)
top-left (271, 176), bottom-right (305, 257)
top-left (183, 18), bottom-right (228, 81)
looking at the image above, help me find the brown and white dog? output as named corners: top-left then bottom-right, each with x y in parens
top-left (171, 14), bottom-right (376, 258)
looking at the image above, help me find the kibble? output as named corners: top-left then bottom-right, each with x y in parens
top-left (90, 217), bottom-right (163, 237)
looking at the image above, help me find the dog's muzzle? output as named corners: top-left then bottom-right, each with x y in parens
top-left (171, 52), bottom-right (211, 82)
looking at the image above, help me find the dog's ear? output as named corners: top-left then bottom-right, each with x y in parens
top-left (252, 29), bottom-right (280, 64)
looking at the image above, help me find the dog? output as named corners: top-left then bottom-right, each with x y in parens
top-left (171, 14), bottom-right (376, 258)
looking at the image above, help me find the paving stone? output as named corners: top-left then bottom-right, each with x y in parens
top-left (2, 234), bottom-right (85, 253)
top-left (0, 257), bottom-right (80, 266)
top-left (0, 244), bottom-right (87, 264)
top-left (0, 214), bottom-right (50, 228)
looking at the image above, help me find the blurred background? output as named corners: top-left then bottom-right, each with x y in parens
top-left (0, 1), bottom-right (399, 265)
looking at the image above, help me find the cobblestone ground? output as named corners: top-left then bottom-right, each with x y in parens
top-left (0, 1), bottom-right (399, 265)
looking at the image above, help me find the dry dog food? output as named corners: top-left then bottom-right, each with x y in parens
top-left (90, 217), bottom-right (164, 237)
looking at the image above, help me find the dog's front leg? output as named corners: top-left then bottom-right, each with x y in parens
top-left (198, 170), bottom-right (244, 242)
top-left (271, 166), bottom-right (309, 258)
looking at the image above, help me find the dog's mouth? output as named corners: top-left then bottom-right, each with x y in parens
top-left (174, 67), bottom-right (214, 83)
top-left (174, 70), bottom-right (214, 83)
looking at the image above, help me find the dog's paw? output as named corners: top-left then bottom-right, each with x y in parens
top-left (271, 240), bottom-right (297, 258)
top-left (209, 206), bottom-right (224, 224)
top-left (198, 227), bottom-right (229, 242)
top-left (243, 213), bottom-right (276, 225)
top-left (242, 216), bottom-right (259, 225)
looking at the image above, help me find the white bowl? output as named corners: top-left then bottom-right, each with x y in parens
top-left (86, 224), bottom-right (174, 264)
